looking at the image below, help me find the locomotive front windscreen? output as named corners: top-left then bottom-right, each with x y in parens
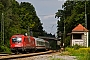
top-left (12, 37), bottom-right (22, 42)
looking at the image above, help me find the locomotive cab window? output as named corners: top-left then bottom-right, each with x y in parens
top-left (12, 37), bottom-right (22, 42)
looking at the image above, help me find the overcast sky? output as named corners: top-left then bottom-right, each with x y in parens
top-left (17, 0), bottom-right (66, 35)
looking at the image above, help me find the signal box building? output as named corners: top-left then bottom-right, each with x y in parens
top-left (71, 24), bottom-right (89, 47)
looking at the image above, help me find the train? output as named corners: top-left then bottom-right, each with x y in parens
top-left (10, 34), bottom-right (50, 54)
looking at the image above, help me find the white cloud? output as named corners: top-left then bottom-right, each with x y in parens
top-left (43, 14), bottom-right (55, 19)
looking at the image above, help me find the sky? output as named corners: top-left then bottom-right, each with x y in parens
top-left (16, 0), bottom-right (66, 35)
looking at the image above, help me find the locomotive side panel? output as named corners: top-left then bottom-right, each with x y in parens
top-left (29, 36), bottom-right (36, 49)
top-left (22, 36), bottom-right (36, 50)
top-left (24, 36), bottom-right (30, 49)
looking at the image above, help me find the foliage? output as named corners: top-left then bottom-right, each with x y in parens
top-left (60, 51), bottom-right (71, 56)
top-left (0, 0), bottom-right (48, 51)
top-left (0, 45), bottom-right (11, 54)
top-left (64, 36), bottom-right (71, 47)
top-left (55, 1), bottom-right (90, 46)
top-left (72, 44), bottom-right (86, 50)
top-left (65, 47), bottom-right (90, 60)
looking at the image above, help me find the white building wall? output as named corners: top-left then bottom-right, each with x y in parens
top-left (72, 31), bottom-right (89, 47)
top-left (87, 32), bottom-right (89, 47)
top-left (84, 32), bottom-right (89, 47)
top-left (72, 39), bottom-right (84, 46)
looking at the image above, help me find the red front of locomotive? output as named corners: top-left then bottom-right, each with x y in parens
top-left (10, 34), bottom-right (36, 53)
top-left (10, 34), bottom-right (25, 53)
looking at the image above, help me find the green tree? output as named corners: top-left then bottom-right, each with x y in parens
top-left (55, 1), bottom-right (90, 47)
top-left (19, 2), bottom-right (44, 37)
top-left (0, 0), bottom-right (44, 49)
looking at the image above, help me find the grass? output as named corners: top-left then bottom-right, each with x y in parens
top-left (65, 47), bottom-right (90, 60)
top-left (60, 51), bottom-right (71, 56)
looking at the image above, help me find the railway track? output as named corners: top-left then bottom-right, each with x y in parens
top-left (0, 50), bottom-right (56, 60)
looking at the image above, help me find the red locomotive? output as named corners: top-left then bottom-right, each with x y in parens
top-left (10, 34), bottom-right (49, 54)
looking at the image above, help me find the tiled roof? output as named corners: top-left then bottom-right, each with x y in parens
top-left (72, 24), bottom-right (88, 32)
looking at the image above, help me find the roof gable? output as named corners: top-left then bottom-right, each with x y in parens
top-left (72, 24), bottom-right (88, 32)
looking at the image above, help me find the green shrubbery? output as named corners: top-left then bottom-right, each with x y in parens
top-left (65, 46), bottom-right (90, 60)
top-left (70, 44), bottom-right (86, 49)
top-left (0, 45), bottom-right (11, 54)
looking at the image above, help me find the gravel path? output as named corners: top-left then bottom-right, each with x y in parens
top-left (51, 55), bottom-right (77, 60)
top-left (11, 53), bottom-right (77, 60)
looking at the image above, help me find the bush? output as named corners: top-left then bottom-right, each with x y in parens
top-left (71, 44), bottom-right (86, 50)
top-left (64, 36), bottom-right (71, 47)
top-left (73, 44), bottom-right (81, 49)
top-left (65, 47), bottom-right (90, 60)
top-left (0, 45), bottom-right (11, 54)
top-left (0, 46), bottom-right (5, 52)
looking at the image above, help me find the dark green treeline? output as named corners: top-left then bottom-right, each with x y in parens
top-left (0, 0), bottom-right (45, 47)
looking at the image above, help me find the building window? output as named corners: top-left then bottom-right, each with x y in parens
top-left (73, 34), bottom-right (82, 39)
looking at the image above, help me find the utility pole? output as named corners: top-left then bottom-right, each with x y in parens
top-left (1, 13), bottom-right (2, 45)
top-left (30, 28), bottom-right (33, 36)
top-left (63, 19), bottom-right (65, 47)
top-left (28, 26), bottom-right (33, 36)
top-left (1, 13), bottom-right (4, 45)
top-left (28, 26), bottom-right (30, 36)
top-left (84, 0), bottom-right (88, 47)
top-left (2, 13), bottom-right (4, 45)
top-left (85, 0), bottom-right (87, 28)
top-left (28, 26), bottom-right (30, 42)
